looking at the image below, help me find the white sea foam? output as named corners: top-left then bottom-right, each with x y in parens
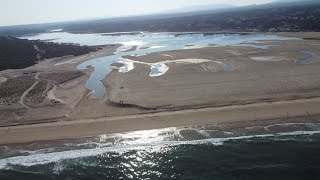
top-left (0, 140), bottom-right (222, 169)
top-left (52, 161), bottom-right (66, 175)
top-left (1, 130), bottom-right (319, 170)
top-left (174, 129), bottom-right (184, 139)
top-left (253, 123), bottom-right (320, 130)
top-left (277, 131), bottom-right (320, 136)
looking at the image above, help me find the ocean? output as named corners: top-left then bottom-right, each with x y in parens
top-left (1, 120), bottom-right (320, 179)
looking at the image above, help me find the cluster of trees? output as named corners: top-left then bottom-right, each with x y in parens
top-left (0, 36), bottom-right (97, 71)
top-left (33, 41), bottom-right (95, 59)
top-left (0, 36), bottom-right (38, 70)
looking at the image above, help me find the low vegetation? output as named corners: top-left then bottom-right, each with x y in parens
top-left (25, 80), bottom-right (52, 106)
top-left (0, 75), bottom-right (35, 105)
top-left (39, 71), bottom-right (84, 84)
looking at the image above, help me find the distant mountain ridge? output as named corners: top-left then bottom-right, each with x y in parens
top-left (163, 4), bottom-right (236, 14)
top-left (274, 0), bottom-right (320, 4)
top-left (276, 0), bottom-right (317, 2)
top-left (0, 0), bottom-right (320, 36)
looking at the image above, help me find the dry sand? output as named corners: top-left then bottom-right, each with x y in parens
top-left (1, 97), bottom-right (320, 144)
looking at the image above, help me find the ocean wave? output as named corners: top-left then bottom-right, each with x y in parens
top-left (1, 130), bottom-right (320, 170)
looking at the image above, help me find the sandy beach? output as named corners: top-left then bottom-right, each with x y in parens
top-left (1, 96), bottom-right (320, 144)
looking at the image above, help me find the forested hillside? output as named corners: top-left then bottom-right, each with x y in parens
top-left (0, 37), bottom-right (97, 71)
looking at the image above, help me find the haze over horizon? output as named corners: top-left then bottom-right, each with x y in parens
top-left (0, 0), bottom-right (287, 27)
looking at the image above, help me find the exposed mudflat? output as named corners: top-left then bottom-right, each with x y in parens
top-left (107, 39), bottom-right (320, 110)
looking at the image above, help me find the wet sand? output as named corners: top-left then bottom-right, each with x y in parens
top-left (2, 115), bottom-right (320, 159)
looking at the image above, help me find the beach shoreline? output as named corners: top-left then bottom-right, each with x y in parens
top-left (1, 96), bottom-right (320, 145)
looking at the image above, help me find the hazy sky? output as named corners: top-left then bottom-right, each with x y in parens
top-left (1, 0), bottom-right (276, 26)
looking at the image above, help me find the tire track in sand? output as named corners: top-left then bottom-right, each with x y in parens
top-left (47, 85), bottom-right (64, 103)
top-left (19, 72), bottom-right (40, 109)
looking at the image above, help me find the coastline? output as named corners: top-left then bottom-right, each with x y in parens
top-left (1, 96), bottom-right (320, 145)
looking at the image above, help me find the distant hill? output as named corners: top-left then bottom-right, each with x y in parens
top-left (162, 4), bottom-right (236, 14)
top-left (276, 0), bottom-right (318, 2)
top-left (0, 1), bottom-right (320, 36)
top-left (61, 2), bottom-right (320, 33)
top-left (273, 0), bottom-right (320, 5)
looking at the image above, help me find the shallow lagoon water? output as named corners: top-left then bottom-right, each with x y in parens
top-left (21, 32), bottom-right (300, 97)
top-left (298, 51), bottom-right (318, 64)
top-left (19, 32), bottom-right (298, 47)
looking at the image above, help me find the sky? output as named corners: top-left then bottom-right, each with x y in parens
top-left (0, 0), bottom-right (277, 26)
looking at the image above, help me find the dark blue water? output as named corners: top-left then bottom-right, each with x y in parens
top-left (1, 122), bottom-right (320, 180)
top-left (1, 134), bottom-right (320, 180)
